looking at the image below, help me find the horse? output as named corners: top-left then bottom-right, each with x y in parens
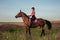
top-left (15, 10), bottom-right (52, 36)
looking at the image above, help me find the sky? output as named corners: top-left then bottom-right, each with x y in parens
top-left (0, 0), bottom-right (60, 22)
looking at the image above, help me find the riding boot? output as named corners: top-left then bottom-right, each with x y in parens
top-left (30, 15), bottom-right (36, 26)
top-left (31, 19), bottom-right (33, 26)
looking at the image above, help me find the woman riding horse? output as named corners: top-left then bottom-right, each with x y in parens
top-left (15, 10), bottom-right (52, 37)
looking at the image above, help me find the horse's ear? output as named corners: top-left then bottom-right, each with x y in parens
top-left (20, 10), bottom-right (21, 12)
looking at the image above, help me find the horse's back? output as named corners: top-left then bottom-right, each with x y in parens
top-left (37, 18), bottom-right (45, 25)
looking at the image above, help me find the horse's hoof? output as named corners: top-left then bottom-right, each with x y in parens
top-left (40, 34), bottom-right (45, 37)
top-left (40, 34), bottom-right (43, 37)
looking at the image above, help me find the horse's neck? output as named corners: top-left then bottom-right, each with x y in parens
top-left (22, 14), bottom-right (29, 24)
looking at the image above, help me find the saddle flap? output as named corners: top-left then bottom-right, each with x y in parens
top-left (29, 18), bottom-right (37, 25)
top-left (34, 19), bottom-right (37, 23)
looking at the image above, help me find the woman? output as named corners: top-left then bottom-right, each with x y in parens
top-left (30, 7), bottom-right (36, 22)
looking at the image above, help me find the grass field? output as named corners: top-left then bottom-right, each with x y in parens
top-left (0, 22), bottom-right (60, 40)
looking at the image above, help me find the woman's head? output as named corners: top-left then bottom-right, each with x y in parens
top-left (31, 7), bottom-right (35, 10)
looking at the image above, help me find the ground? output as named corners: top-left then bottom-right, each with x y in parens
top-left (0, 21), bottom-right (60, 40)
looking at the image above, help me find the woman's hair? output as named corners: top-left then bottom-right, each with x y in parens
top-left (31, 7), bottom-right (35, 10)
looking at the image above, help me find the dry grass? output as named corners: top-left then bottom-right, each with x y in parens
top-left (0, 22), bottom-right (60, 40)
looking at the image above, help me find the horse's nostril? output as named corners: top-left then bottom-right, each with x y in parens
top-left (15, 16), bottom-right (17, 18)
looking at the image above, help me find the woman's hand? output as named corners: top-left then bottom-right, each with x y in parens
top-left (28, 15), bottom-right (32, 18)
top-left (28, 15), bottom-right (31, 16)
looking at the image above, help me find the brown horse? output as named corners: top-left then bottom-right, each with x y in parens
top-left (15, 10), bottom-right (52, 36)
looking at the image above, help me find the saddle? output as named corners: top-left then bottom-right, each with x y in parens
top-left (29, 18), bottom-right (37, 24)
top-left (29, 15), bottom-right (37, 25)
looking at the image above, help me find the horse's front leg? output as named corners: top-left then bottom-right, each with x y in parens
top-left (25, 27), bottom-right (31, 40)
top-left (26, 27), bottom-right (31, 35)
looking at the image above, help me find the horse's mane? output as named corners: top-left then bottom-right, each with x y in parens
top-left (22, 12), bottom-right (29, 18)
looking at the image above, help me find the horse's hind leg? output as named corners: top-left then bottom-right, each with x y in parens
top-left (40, 25), bottom-right (45, 36)
top-left (41, 28), bottom-right (45, 36)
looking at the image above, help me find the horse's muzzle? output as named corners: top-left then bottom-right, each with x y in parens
top-left (15, 16), bottom-right (17, 18)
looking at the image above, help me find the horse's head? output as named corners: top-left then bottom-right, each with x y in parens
top-left (15, 10), bottom-right (29, 18)
top-left (15, 10), bottom-right (23, 18)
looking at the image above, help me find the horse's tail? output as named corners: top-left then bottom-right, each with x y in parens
top-left (44, 20), bottom-right (52, 30)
